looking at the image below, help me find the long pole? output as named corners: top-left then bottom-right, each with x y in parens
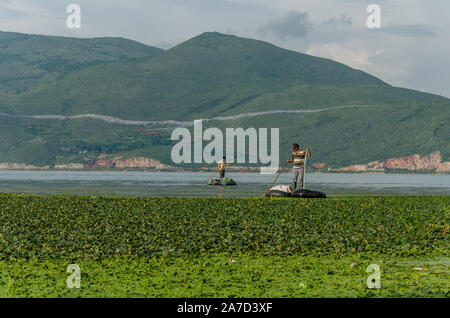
top-left (302, 153), bottom-right (307, 190)
top-left (204, 171), bottom-right (217, 183)
top-left (263, 162), bottom-right (288, 196)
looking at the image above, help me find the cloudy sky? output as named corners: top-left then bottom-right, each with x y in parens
top-left (1, 0), bottom-right (449, 97)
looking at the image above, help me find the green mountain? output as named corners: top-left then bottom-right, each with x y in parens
top-left (0, 31), bottom-right (448, 169)
top-left (1, 32), bottom-right (388, 119)
top-left (0, 31), bottom-right (163, 94)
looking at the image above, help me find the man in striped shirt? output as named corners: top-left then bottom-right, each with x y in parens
top-left (287, 143), bottom-right (311, 190)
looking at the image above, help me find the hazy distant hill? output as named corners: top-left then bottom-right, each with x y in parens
top-left (0, 31), bottom-right (448, 168)
top-left (0, 31), bottom-right (163, 94)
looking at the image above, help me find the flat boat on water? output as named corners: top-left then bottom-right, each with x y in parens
top-left (208, 178), bottom-right (237, 186)
top-left (265, 185), bottom-right (326, 198)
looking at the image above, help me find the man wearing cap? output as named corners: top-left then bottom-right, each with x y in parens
top-left (287, 143), bottom-right (311, 190)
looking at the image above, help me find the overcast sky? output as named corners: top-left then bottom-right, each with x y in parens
top-left (1, 0), bottom-right (449, 97)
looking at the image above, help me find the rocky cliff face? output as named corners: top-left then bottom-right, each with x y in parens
top-left (0, 156), bottom-right (171, 170)
top-left (436, 161), bottom-right (450, 173)
top-left (384, 151), bottom-right (442, 170)
top-left (0, 163), bottom-right (50, 170)
top-left (87, 156), bottom-right (171, 169)
top-left (0, 152), bottom-right (448, 172)
top-left (337, 161), bottom-right (384, 172)
top-left (311, 163), bottom-right (326, 169)
top-left (54, 163), bottom-right (85, 169)
top-left (334, 151), bottom-right (450, 173)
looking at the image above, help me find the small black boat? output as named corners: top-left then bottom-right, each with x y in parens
top-left (265, 187), bottom-right (326, 198)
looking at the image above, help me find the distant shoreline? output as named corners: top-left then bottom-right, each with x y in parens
top-left (0, 168), bottom-right (447, 174)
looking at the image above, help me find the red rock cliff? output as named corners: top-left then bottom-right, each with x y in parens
top-left (335, 151), bottom-right (449, 173)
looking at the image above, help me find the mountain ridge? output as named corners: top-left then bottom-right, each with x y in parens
top-left (0, 31), bottom-right (395, 120)
top-left (0, 30), bottom-right (448, 168)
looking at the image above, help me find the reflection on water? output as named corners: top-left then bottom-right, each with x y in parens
top-left (0, 171), bottom-right (448, 197)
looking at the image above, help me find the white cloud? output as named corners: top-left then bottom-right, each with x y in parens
top-left (305, 41), bottom-right (411, 87)
top-left (306, 43), bottom-right (373, 70)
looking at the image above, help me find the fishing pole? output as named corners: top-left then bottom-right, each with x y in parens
top-left (302, 147), bottom-right (311, 190)
top-left (302, 153), bottom-right (307, 190)
top-left (263, 161), bottom-right (288, 197)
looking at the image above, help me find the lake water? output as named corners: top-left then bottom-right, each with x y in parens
top-left (0, 171), bottom-right (448, 197)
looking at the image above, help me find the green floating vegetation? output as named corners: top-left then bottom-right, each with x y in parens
top-left (0, 254), bottom-right (448, 298)
top-left (0, 194), bottom-right (448, 260)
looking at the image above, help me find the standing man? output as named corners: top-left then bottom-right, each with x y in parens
top-left (217, 156), bottom-right (229, 180)
top-left (287, 143), bottom-right (311, 190)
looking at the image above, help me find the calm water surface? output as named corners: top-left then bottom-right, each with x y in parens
top-left (0, 171), bottom-right (448, 197)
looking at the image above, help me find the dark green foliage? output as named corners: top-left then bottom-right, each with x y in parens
top-left (0, 194), bottom-right (447, 260)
